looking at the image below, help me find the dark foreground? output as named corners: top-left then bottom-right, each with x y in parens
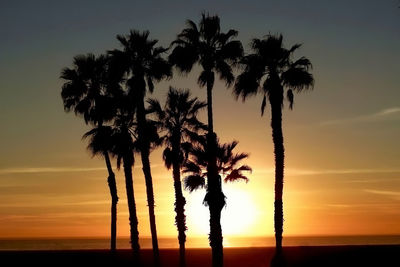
top-left (1, 245), bottom-right (399, 267)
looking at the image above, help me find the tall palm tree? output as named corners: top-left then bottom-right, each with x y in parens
top-left (60, 53), bottom-right (120, 251)
top-left (234, 34), bottom-right (314, 253)
top-left (148, 87), bottom-right (207, 267)
top-left (169, 13), bottom-right (243, 266)
top-left (109, 30), bottom-right (171, 264)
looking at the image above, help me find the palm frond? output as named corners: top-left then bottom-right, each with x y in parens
top-left (184, 175), bottom-right (205, 192)
top-left (224, 169), bottom-right (249, 183)
top-left (281, 67), bottom-right (314, 92)
top-left (287, 89), bottom-right (294, 110)
top-left (261, 94), bottom-right (267, 116)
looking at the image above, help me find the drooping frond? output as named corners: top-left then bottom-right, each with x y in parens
top-left (261, 94), bottom-right (267, 116)
top-left (281, 66), bottom-right (314, 92)
top-left (82, 125), bottom-right (114, 157)
top-left (162, 147), bottom-right (173, 170)
top-left (224, 170), bottom-right (249, 183)
top-left (287, 89), bottom-right (294, 110)
top-left (184, 175), bottom-right (205, 192)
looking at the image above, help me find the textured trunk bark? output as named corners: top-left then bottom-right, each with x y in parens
top-left (172, 139), bottom-right (187, 267)
top-left (205, 72), bottom-right (224, 267)
top-left (123, 155), bottom-right (140, 258)
top-left (137, 98), bottom-right (160, 266)
top-left (104, 152), bottom-right (118, 252)
top-left (270, 83), bottom-right (285, 254)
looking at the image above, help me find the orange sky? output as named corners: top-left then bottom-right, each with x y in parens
top-left (0, 1), bottom-right (399, 243)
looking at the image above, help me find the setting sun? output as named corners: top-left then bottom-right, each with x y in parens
top-left (186, 187), bottom-right (258, 237)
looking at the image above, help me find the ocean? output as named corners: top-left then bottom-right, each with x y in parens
top-left (0, 236), bottom-right (399, 250)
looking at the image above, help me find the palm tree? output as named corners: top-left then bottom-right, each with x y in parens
top-left (183, 137), bottom-right (251, 191)
top-left (183, 137), bottom-right (252, 220)
top-left (109, 30), bottom-right (171, 264)
top-left (82, 126), bottom-right (118, 251)
top-left (148, 87), bottom-right (207, 267)
top-left (110, 111), bottom-right (141, 257)
top-left (60, 53), bottom-right (120, 251)
top-left (234, 34), bottom-right (314, 253)
top-left (169, 13), bottom-right (243, 266)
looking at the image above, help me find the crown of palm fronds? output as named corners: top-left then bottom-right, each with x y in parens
top-left (234, 34), bottom-right (314, 115)
top-left (148, 87), bottom-right (207, 169)
top-left (108, 30), bottom-right (172, 98)
top-left (183, 136), bottom-right (251, 193)
top-left (169, 12), bottom-right (243, 88)
top-left (109, 112), bottom-right (137, 170)
top-left (82, 125), bottom-right (114, 157)
top-left (61, 53), bottom-right (121, 125)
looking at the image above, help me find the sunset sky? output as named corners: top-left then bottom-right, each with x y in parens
top-left (0, 0), bottom-right (399, 243)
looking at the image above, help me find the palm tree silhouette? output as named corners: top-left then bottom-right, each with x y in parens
top-left (109, 30), bottom-right (171, 265)
top-left (110, 111), bottom-right (141, 257)
top-left (183, 137), bottom-right (251, 220)
top-left (148, 87), bottom-right (207, 267)
top-left (169, 13), bottom-right (243, 267)
top-left (60, 53), bottom-right (120, 251)
top-left (82, 125), bottom-right (118, 251)
top-left (234, 34), bottom-right (314, 253)
top-left (184, 137), bottom-right (251, 191)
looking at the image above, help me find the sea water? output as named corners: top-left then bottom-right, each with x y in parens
top-left (1, 235), bottom-right (399, 250)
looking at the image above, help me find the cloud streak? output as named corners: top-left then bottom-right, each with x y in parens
top-left (320, 106), bottom-right (400, 126)
top-left (364, 189), bottom-right (400, 197)
top-left (0, 164), bottom-right (163, 175)
top-left (0, 167), bottom-right (106, 174)
top-left (256, 168), bottom-right (400, 176)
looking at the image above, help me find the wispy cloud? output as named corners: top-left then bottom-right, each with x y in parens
top-left (320, 106), bottom-right (400, 126)
top-left (364, 189), bottom-right (400, 197)
top-left (256, 168), bottom-right (400, 176)
top-left (0, 167), bottom-right (106, 174)
top-left (0, 164), bottom-right (163, 175)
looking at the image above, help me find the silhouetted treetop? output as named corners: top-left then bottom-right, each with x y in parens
top-left (234, 34), bottom-right (314, 114)
top-left (169, 12), bottom-right (243, 88)
top-left (183, 137), bottom-right (251, 195)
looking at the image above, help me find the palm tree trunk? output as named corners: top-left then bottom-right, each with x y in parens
top-left (172, 141), bottom-right (187, 267)
top-left (206, 71), bottom-right (215, 133)
top-left (270, 96), bottom-right (285, 254)
top-left (123, 155), bottom-right (140, 258)
top-left (104, 152), bottom-right (118, 252)
top-left (205, 72), bottom-right (224, 267)
top-left (137, 98), bottom-right (160, 266)
top-left (141, 147), bottom-right (160, 264)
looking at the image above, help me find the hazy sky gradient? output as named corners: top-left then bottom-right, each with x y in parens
top-left (0, 0), bottom-right (399, 242)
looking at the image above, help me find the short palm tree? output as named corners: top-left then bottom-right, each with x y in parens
top-left (184, 137), bottom-right (251, 190)
top-left (110, 111), bottom-right (141, 257)
top-left (109, 30), bottom-right (171, 265)
top-left (169, 13), bottom-right (243, 266)
top-left (234, 34), bottom-right (314, 253)
top-left (60, 53), bottom-right (120, 251)
top-left (183, 137), bottom-right (252, 209)
top-left (148, 87), bottom-right (206, 267)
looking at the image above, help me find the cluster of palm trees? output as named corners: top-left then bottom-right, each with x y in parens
top-left (60, 12), bottom-right (313, 267)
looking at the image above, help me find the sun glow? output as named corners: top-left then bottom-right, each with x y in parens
top-left (185, 186), bottom-right (258, 237)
